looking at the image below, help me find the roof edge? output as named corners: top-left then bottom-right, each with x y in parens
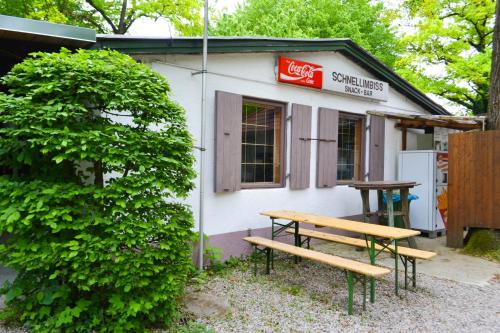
top-left (0, 14), bottom-right (96, 44)
top-left (94, 36), bottom-right (450, 116)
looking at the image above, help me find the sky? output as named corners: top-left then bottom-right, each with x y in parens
top-left (129, 0), bottom-right (242, 36)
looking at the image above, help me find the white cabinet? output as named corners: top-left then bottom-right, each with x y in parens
top-left (398, 150), bottom-right (448, 236)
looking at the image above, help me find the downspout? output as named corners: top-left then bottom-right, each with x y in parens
top-left (198, 0), bottom-right (209, 271)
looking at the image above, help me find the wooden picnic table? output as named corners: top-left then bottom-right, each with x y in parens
top-left (261, 209), bottom-right (421, 303)
top-left (349, 181), bottom-right (420, 248)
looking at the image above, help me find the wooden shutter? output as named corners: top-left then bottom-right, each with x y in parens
top-left (369, 115), bottom-right (385, 181)
top-left (214, 91), bottom-right (242, 193)
top-left (290, 104), bottom-right (312, 189)
top-left (316, 108), bottom-right (339, 188)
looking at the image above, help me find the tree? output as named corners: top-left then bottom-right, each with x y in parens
top-left (488, 0), bottom-right (500, 129)
top-left (0, 49), bottom-right (196, 332)
top-left (211, 0), bottom-right (400, 67)
top-left (0, 0), bottom-right (202, 35)
top-left (396, 0), bottom-right (496, 115)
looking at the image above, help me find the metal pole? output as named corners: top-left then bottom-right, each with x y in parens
top-left (197, 0), bottom-right (209, 271)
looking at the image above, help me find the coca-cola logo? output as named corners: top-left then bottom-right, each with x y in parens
top-left (278, 57), bottom-right (323, 89)
top-left (287, 61), bottom-right (320, 79)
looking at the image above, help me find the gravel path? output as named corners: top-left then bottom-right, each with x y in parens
top-left (191, 256), bottom-right (500, 333)
top-left (1, 256), bottom-right (498, 332)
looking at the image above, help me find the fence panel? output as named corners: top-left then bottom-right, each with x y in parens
top-left (447, 130), bottom-right (500, 247)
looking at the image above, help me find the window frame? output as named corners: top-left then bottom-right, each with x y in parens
top-left (336, 111), bottom-right (366, 185)
top-left (240, 97), bottom-right (287, 189)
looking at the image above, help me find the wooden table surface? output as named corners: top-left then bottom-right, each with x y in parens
top-left (261, 210), bottom-right (420, 239)
top-left (348, 181), bottom-right (419, 190)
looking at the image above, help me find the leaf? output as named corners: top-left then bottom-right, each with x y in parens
top-left (6, 211), bottom-right (20, 223)
top-left (5, 287), bottom-right (22, 302)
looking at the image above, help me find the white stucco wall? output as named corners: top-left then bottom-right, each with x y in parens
top-left (135, 51), bottom-right (433, 236)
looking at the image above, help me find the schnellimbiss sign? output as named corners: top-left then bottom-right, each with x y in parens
top-left (323, 69), bottom-right (389, 101)
top-left (276, 56), bottom-right (389, 101)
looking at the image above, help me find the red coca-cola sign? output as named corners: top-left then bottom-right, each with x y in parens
top-left (277, 56), bottom-right (323, 89)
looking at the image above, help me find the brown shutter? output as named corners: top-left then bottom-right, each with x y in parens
top-left (214, 91), bottom-right (242, 193)
top-left (316, 108), bottom-right (339, 188)
top-left (369, 115), bottom-right (385, 181)
top-left (290, 104), bottom-right (312, 189)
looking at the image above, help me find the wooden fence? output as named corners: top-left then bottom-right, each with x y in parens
top-left (447, 130), bottom-right (500, 248)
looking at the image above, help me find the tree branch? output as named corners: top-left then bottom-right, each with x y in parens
top-left (85, 0), bottom-right (118, 33)
top-left (118, 0), bottom-right (128, 34)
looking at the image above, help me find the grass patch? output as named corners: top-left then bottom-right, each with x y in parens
top-left (168, 321), bottom-right (215, 333)
top-left (463, 229), bottom-right (500, 263)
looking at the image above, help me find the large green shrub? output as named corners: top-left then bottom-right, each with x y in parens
top-left (0, 49), bottom-right (196, 332)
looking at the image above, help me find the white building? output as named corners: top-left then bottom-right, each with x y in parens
top-left (96, 37), bottom-right (450, 260)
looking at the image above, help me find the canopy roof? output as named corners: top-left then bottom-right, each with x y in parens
top-left (367, 111), bottom-right (485, 131)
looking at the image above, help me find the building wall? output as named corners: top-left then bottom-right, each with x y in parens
top-left (134, 51), bottom-right (432, 257)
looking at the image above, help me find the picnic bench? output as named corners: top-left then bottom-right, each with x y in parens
top-left (244, 236), bottom-right (390, 315)
top-left (261, 210), bottom-right (434, 302)
top-left (285, 228), bottom-right (436, 289)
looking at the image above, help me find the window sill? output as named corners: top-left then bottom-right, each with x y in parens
top-left (241, 182), bottom-right (284, 190)
top-left (337, 180), bottom-right (361, 186)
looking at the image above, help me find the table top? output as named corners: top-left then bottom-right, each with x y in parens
top-left (261, 210), bottom-right (420, 239)
top-left (349, 181), bottom-right (419, 190)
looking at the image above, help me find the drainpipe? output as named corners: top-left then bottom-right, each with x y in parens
top-left (198, 0), bottom-right (209, 271)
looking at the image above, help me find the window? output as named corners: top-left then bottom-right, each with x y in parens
top-left (241, 99), bottom-right (285, 187)
top-left (337, 113), bottom-right (364, 182)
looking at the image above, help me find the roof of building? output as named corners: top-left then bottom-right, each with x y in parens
top-left (94, 36), bottom-right (451, 116)
top-left (0, 15), bottom-right (96, 77)
top-left (0, 14), bottom-right (95, 46)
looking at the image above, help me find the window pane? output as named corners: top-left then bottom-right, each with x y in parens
top-left (255, 125), bottom-right (266, 144)
top-left (241, 101), bottom-right (282, 186)
top-left (337, 117), bottom-right (361, 181)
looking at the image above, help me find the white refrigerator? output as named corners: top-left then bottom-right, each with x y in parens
top-left (398, 150), bottom-right (448, 237)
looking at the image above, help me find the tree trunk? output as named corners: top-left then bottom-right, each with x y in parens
top-left (487, 0), bottom-right (500, 130)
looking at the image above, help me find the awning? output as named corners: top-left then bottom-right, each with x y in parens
top-left (367, 111), bottom-right (485, 131)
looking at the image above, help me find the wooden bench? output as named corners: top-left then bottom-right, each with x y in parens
top-left (243, 236), bottom-right (390, 314)
top-left (286, 228), bottom-right (436, 289)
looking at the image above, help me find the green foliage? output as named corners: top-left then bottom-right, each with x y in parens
top-left (169, 320), bottom-right (215, 333)
top-left (0, 0), bottom-right (202, 35)
top-left (396, 0), bottom-right (496, 115)
top-left (210, 0), bottom-right (399, 67)
top-left (0, 49), bottom-right (196, 332)
top-left (464, 229), bottom-right (500, 263)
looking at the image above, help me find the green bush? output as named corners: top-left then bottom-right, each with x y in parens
top-left (0, 49), bottom-right (196, 332)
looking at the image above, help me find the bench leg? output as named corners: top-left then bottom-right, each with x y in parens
top-left (253, 245), bottom-right (257, 276)
top-left (347, 271), bottom-right (354, 315)
top-left (265, 248), bottom-right (271, 275)
top-left (362, 276), bottom-right (366, 311)
top-left (369, 236), bottom-right (376, 303)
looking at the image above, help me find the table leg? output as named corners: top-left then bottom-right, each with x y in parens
top-left (394, 239), bottom-right (399, 295)
top-left (386, 189), bottom-right (394, 228)
top-left (360, 189), bottom-right (370, 223)
top-left (401, 188), bottom-right (417, 248)
top-left (271, 218), bottom-right (275, 269)
top-left (404, 256), bottom-right (408, 290)
top-left (369, 236), bottom-right (375, 303)
top-left (347, 271), bottom-right (354, 315)
top-left (294, 221), bottom-right (299, 264)
top-left (377, 190), bottom-right (384, 223)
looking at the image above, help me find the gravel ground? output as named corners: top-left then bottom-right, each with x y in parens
top-left (190, 255), bottom-right (500, 333)
top-left (1, 255), bottom-right (498, 333)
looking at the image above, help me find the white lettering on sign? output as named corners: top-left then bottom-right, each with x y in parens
top-left (323, 69), bottom-right (389, 101)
